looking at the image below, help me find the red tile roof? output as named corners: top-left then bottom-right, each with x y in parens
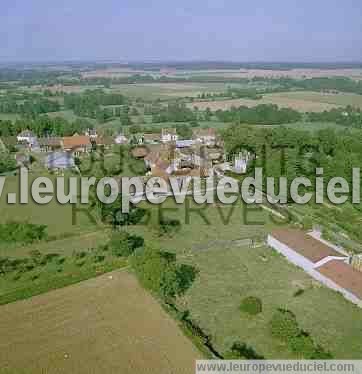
top-left (63, 136), bottom-right (91, 149)
top-left (317, 260), bottom-right (362, 299)
top-left (270, 229), bottom-right (342, 263)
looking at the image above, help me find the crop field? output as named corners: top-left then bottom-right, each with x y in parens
top-left (109, 82), bottom-right (228, 99)
top-left (78, 68), bottom-right (362, 80)
top-left (0, 270), bottom-right (201, 374)
top-left (180, 68), bottom-right (362, 80)
top-left (127, 199), bottom-right (362, 359)
top-left (271, 91), bottom-right (362, 109)
top-left (189, 94), bottom-right (341, 112)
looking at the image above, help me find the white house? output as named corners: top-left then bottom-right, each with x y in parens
top-left (192, 128), bottom-right (217, 146)
top-left (161, 128), bottom-right (178, 143)
top-left (233, 150), bottom-right (253, 174)
top-left (17, 130), bottom-right (37, 145)
top-left (114, 134), bottom-right (129, 145)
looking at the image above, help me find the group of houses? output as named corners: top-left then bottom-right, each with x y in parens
top-left (0, 128), bottom-right (118, 171)
top-left (1, 126), bottom-right (253, 175)
top-left (268, 228), bottom-right (362, 307)
top-left (131, 128), bottom-right (227, 180)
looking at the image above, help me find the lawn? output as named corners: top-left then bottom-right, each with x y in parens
top-left (126, 198), bottom-right (362, 359)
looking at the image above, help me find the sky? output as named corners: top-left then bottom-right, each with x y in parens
top-left (1, 0), bottom-right (362, 62)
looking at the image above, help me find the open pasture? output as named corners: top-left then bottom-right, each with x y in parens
top-left (0, 270), bottom-right (201, 374)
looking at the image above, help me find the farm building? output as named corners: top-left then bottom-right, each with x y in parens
top-left (267, 229), bottom-right (362, 307)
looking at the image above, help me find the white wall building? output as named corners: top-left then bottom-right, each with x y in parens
top-left (267, 229), bottom-right (362, 307)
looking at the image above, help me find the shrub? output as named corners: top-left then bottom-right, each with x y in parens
top-left (108, 231), bottom-right (144, 257)
top-left (270, 309), bottom-right (299, 342)
top-left (93, 255), bottom-right (105, 263)
top-left (225, 342), bottom-right (264, 359)
top-left (56, 257), bottom-right (66, 265)
top-left (73, 251), bottom-right (87, 260)
top-left (293, 289), bottom-right (305, 297)
top-left (0, 222), bottom-right (47, 244)
top-left (302, 215), bottom-right (313, 230)
top-left (240, 296), bottom-right (263, 316)
top-left (130, 247), bottom-right (197, 299)
top-left (158, 219), bottom-right (181, 236)
top-left (290, 334), bottom-right (316, 358)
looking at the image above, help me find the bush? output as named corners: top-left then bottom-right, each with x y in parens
top-left (225, 342), bottom-right (264, 359)
top-left (270, 308), bottom-right (334, 359)
top-left (270, 309), bottom-right (299, 342)
top-left (293, 289), bottom-right (305, 297)
top-left (240, 296), bottom-right (263, 316)
top-left (130, 247), bottom-right (197, 299)
top-left (302, 215), bottom-right (313, 230)
top-left (289, 334), bottom-right (316, 358)
top-left (0, 222), bottom-right (47, 244)
top-left (108, 231), bottom-right (144, 257)
top-left (158, 219), bottom-right (181, 236)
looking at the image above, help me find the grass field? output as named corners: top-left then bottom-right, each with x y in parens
top-left (189, 93), bottom-right (341, 112)
top-left (109, 82), bottom-right (228, 99)
top-left (126, 199), bottom-right (362, 359)
top-left (271, 91), bottom-right (362, 109)
top-left (0, 270), bottom-right (201, 374)
top-left (1, 174), bottom-right (361, 360)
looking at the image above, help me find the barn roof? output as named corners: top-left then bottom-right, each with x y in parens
top-left (270, 229), bottom-right (343, 263)
top-left (317, 260), bottom-right (362, 300)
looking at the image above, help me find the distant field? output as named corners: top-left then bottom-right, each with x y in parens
top-left (189, 93), bottom-right (342, 112)
top-left (110, 82), bottom-right (228, 99)
top-left (0, 113), bottom-right (21, 121)
top-left (80, 67), bottom-right (362, 80)
top-left (272, 91), bottom-right (362, 109)
top-left (0, 270), bottom-right (201, 374)
top-left (45, 110), bottom-right (97, 124)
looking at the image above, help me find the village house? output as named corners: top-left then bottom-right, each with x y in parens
top-left (176, 139), bottom-right (194, 148)
top-left (17, 130), bottom-right (37, 144)
top-left (233, 150), bottom-right (253, 174)
top-left (161, 128), bottom-right (178, 143)
top-left (114, 134), bottom-right (129, 145)
top-left (62, 135), bottom-right (92, 155)
top-left (38, 137), bottom-right (62, 152)
top-left (192, 128), bottom-right (217, 146)
top-left (85, 128), bottom-right (98, 139)
top-left (94, 136), bottom-right (114, 150)
top-left (268, 228), bottom-right (362, 307)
